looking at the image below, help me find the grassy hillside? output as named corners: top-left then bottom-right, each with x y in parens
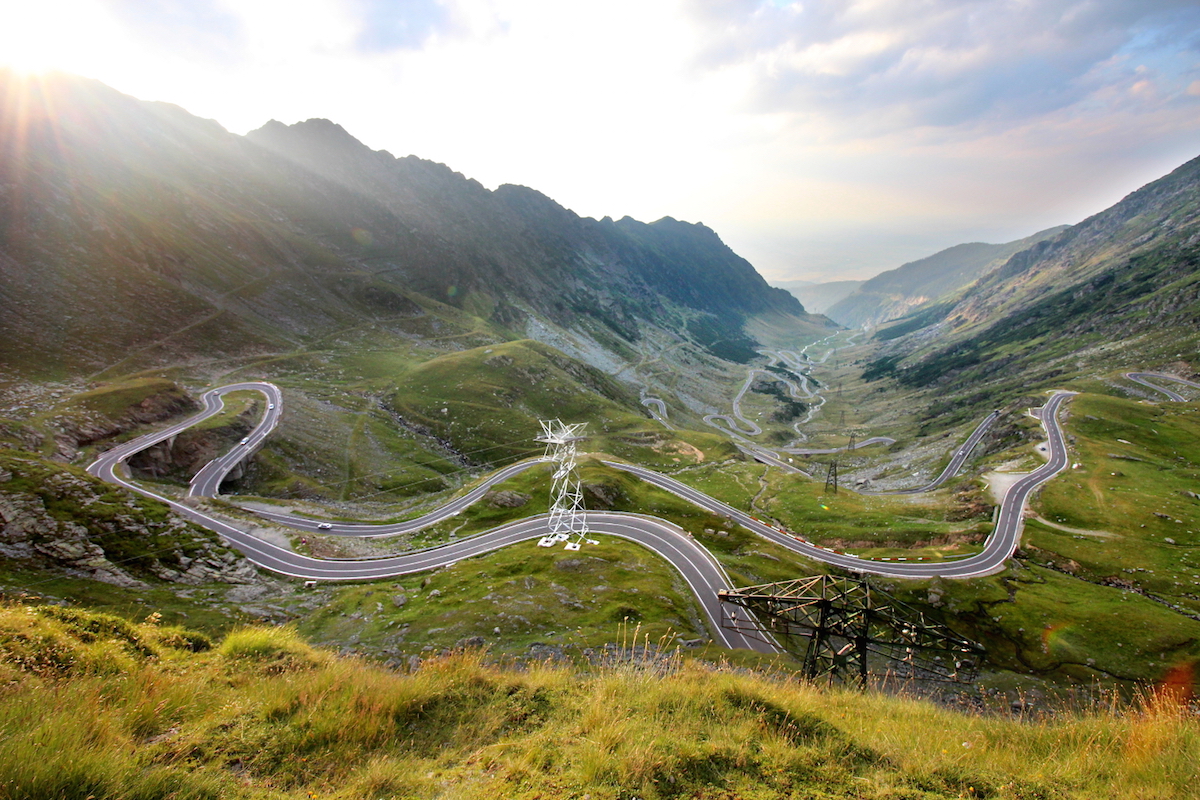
top-left (387, 339), bottom-right (651, 463)
top-left (1031, 393), bottom-right (1200, 613)
top-left (0, 604), bottom-right (1196, 800)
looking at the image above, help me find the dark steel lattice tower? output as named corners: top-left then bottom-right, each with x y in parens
top-left (823, 461), bottom-right (839, 494)
top-left (719, 576), bottom-right (984, 687)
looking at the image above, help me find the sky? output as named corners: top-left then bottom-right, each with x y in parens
top-left (2, 0), bottom-right (1199, 282)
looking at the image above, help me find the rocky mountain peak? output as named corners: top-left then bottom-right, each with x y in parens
top-left (250, 117), bottom-right (364, 151)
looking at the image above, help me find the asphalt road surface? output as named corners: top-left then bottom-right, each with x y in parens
top-left (89, 381), bottom-right (1079, 649)
top-left (1125, 372), bottom-right (1200, 403)
top-left (869, 410), bottom-right (1001, 495)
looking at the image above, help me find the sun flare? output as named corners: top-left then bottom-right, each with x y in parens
top-left (0, 2), bottom-right (124, 76)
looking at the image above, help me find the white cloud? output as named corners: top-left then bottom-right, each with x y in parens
top-left (686, 0), bottom-right (1200, 134)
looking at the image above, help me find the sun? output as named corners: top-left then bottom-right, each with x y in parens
top-left (0, 6), bottom-right (61, 74)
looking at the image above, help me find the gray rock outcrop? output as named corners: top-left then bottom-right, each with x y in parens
top-left (0, 457), bottom-right (260, 587)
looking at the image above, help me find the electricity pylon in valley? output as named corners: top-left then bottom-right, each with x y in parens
top-left (719, 576), bottom-right (984, 687)
top-left (824, 460), bottom-right (839, 494)
top-left (536, 420), bottom-right (594, 550)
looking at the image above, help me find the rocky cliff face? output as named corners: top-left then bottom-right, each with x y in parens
top-left (50, 386), bottom-right (199, 462)
top-left (0, 454), bottom-right (260, 587)
top-left (128, 405), bottom-right (256, 482)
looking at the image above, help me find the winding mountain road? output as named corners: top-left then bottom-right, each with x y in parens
top-left (88, 382), bottom-right (283, 495)
top-left (188, 385), bottom-right (285, 497)
top-left (640, 397), bottom-right (674, 430)
top-left (1125, 372), bottom-right (1200, 402)
top-left (867, 410), bottom-right (1001, 495)
top-left (89, 382), bottom-right (1079, 648)
top-left (86, 390), bottom-right (767, 651)
top-left (606, 391), bottom-right (1072, 579)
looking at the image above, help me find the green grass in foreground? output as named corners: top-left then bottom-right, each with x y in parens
top-left (0, 603), bottom-right (1197, 799)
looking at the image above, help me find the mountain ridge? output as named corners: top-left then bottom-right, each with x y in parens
top-left (826, 226), bottom-right (1069, 327)
top-left (245, 117), bottom-right (805, 333)
top-left (863, 152), bottom-right (1200, 399)
top-left (0, 72), bottom-right (816, 381)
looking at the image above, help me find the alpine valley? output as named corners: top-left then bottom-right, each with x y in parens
top-left (2, 70), bottom-right (1199, 800)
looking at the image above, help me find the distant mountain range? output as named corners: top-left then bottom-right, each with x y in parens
top-left (863, 152), bottom-right (1200, 398)
top-left (6, 69), bottom-right (1193, 426)
top-left (0, 71), bottom-right (816, 379)
top-left (823, 228), bottom-right (1068, 327)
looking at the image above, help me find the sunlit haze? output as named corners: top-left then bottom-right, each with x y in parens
top-left (3, 0), bottom-right (1199, 281)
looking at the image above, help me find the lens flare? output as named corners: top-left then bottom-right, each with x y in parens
top-left (1039, 622), bottom-right (1071, 654)
top-left (1155, 659), bottom-right (1195, 706)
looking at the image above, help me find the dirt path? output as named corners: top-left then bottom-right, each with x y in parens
top-left (1032, 516), bottom-right (1118, 538)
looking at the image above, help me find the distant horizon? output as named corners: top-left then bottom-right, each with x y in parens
top-left (3, 1), bottom-right (1198, 283)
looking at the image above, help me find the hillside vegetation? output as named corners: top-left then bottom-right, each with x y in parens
top-left (860, 153), bottom-right (1200, 408)
top-left (0, 603), bottom-right (1196, 800)
top-left (826, 228), bottom-right (1067, 328)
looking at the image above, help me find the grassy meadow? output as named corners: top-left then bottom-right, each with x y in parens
top-left (1, 603), bottom-right (1198, 800)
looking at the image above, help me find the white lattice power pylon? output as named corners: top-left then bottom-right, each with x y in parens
top-left (536, 419), bottom-right (596, 550)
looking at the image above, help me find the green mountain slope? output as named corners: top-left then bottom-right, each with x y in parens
top-left (863, 153), bottom-right (1200, 398)
top-left (826, 227), bottom-right (1068, 327)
